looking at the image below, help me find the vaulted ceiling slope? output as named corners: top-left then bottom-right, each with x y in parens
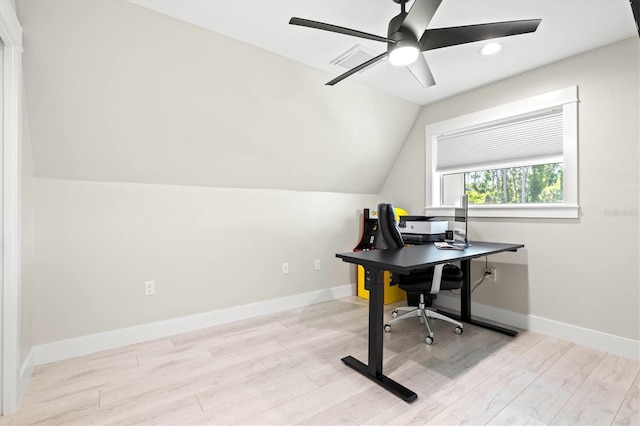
top-left (17, 0), bottom-right (420, 194)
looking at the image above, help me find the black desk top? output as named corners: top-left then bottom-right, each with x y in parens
top-left (336, 241), bottom-right (524, 274)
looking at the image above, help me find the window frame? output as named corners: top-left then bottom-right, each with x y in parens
top-left (426, 86), bottom-right (579, 219)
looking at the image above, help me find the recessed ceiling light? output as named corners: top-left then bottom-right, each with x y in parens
top-left (480, 43), bottom-right (503, 56)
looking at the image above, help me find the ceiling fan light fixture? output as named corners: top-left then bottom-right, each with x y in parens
top-left (389, 39), bottom-right (420, 66)
top-left (480, 42), bottom-right (503, 56)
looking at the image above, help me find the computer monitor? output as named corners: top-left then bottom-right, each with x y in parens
top-left (453, 194), bottom-right (470, 247)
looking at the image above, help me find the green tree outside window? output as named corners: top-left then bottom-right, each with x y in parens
top-left (462, 163), bottom-right (563, 204)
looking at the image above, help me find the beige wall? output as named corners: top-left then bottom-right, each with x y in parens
top-left (380, 37), bottom-right (640, 341)
top-left (17, 0), bottom-right (419, 194)
top-left (33, 179), bottom-right (377, 344)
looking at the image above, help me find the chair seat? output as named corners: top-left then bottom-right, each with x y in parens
top-left (393, 264), bottom-right (463, 292)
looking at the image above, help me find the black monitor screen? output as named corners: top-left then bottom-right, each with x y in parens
top-left (453, 195), bottom-right (469, 246)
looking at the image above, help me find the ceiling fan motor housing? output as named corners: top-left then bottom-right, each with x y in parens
top-left (388, 12), bottom-right (422, 66)
top-left (388, 12), bottom-right (414, 47)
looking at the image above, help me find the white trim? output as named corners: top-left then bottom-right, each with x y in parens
top-left (427, 87), bottom-right (578, 137)
top-left (427, 86), bottom-right (579, 218)
top-left (34, 283), bottom-right (356, 365)
top-left (17, 347), bottom-right (34, 403)
top-left (435, 293), bottom-right (640, 361)
top-left (0, 0), bottom-right (23, 415)
top-left (561, 99), bottom-right (579, 207)
top-left (425, 204), bottom-right (580, 219)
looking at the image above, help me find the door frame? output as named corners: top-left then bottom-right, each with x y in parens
top-left (0, 0), bottom-right (23, 415)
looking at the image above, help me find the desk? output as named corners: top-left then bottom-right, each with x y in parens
top-left (335, 240), bottom-right (524, 402)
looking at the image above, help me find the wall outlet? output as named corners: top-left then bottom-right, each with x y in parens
top-left (144, 280), bottom-right (156, 296)
top-left (282, 263), bottom-right (289, 274)
top-left (314, 259), bottom-right (321, 270)
top-left (486, 267), bottom-right (498, 282)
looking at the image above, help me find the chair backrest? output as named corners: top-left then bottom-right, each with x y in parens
top-left (378, 203), bottom-right (405, 250)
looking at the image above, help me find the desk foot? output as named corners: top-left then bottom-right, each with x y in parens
top-left (341, 356), bottom-right (417, 403)
top-left (436, 311), bottom-right (519, 337)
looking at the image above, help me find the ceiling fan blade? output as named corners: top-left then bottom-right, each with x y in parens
top-left (631, 0), bottom-right (640, 36)
top-left (406, 53), bottom-right (435, 88)
top-left (289, 17), bottom-right (392, 44)
top-left (402, 0), bottom-right (443, 39)
top-left (326, 52), bottom-right (388, 86)
top-left (420, 19), bottom-right (542, 51)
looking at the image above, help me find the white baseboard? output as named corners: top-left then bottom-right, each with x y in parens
top-left (18, 347), bottom-right (36, 402)
top-left (35, 283), bottom-right (356, 365)
top-left (32, 285), bottom-right (638, 367)
top-left (435, 293), bottom-right (640, 360)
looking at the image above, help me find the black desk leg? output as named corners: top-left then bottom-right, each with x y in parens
top-left (341, 267), bottom-right (417, 403)
top-left (439, 259), bottom-right (518, 337)
top-left (461, 259), bottom-right (472, 323)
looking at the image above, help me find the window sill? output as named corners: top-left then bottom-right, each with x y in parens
top-left (424, 204), bottom-right (580, 219)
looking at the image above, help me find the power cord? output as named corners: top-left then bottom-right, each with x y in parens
top-left (472, 257), bottom-right (492, 294)
top-left (448, 256), bottom-right (491, 295)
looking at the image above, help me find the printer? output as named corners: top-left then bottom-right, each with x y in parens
top-left (398, 216), bottom-right (448, 243)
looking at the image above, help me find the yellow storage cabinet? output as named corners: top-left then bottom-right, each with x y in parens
top-left (354, 206), bottom-right (409, 304)
top-left (356, 266), bottom-right (406, 304)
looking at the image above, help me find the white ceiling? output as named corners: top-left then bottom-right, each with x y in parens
top-left (130, 0), bottom-right (637, 105)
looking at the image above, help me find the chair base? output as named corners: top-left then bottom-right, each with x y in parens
top-left (384, 294), bottom-right (463, 344)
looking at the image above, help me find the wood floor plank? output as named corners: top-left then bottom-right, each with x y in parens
top-left (426, 363), bottom-right (539, 425)
top-left (507, 344), bottom-right (605, 423)
top-left (136, 344), bottom-right (214, 368)
top-left (363, 396), bottom-right (446, 426)
top-left (169, 313), bottom-right (290, 347)
top-left (26, 352), bottom-right (140, 394)
top-left (0, 389), bottom-right (99, 425)
top-left (105, 395), bottom-right (203, 426)
top-left (550, 354), bottom-right (640, 425)
top-left (190, 375), bottom-right (319, 425)
top-left (240, 372), bottom-right (372, 425)
top-left (45, 386), bottom-right (202, 425)
top-left (99, 357), bottom-right (268, 407)
top-left (487, 406), bottom-right (547, 425)
top-left (299, 384), bottom-right (414, 425)
top-left (509, 335), bottom-right (575, 373)
top-left (613, 371), bottom-right (640, 425)
top-left (172, 322), bottom-right (287, 352)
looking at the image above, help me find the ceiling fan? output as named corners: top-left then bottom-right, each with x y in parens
top-left (290, 0), bottom-right (541, 88)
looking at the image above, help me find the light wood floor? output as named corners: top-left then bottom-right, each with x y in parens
top-left (2, 297), bottom-right (639, 425)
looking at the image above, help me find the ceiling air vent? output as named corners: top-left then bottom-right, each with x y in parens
top-left (330, 45), bottom-right (381, 73)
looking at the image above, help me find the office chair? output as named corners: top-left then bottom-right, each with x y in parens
top-left (377, 203), bottom-right (464, 345)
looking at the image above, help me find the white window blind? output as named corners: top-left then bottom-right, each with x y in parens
top-left (435, 110), bottom-right (564, 172)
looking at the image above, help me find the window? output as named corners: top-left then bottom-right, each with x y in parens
top-left (463, 163), bottom-right (564, 204)
top-left (427, 86), bottom-right (579, 218)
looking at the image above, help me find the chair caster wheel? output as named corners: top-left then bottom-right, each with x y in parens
top-left (425, 336), bottom-right (433, 345)
top-left (391, 310), bottom-right (398, 318)
top-left (455, 326), bottom-right (463, 335)
top-left (384, 324), bottom-right (391, 333)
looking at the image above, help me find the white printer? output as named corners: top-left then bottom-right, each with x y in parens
top-left (398, 216), bottom-right (448, 243)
